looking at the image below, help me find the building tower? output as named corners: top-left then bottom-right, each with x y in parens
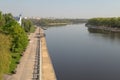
top-left (18, 14), bottom-right (22, 26)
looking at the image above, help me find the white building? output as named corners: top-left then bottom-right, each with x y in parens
top-left (14, 14), bottom-right (22, 26)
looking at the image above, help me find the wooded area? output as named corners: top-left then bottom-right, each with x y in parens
top-left (87, 17), bottom-right (120, 28)
top-left (30, 18), bottom-right (87, 26)
top-left (0, 11), bottom-right (35, 80)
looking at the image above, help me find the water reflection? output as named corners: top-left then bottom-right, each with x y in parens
top-left (45, 24), bottom-right (120, 80)
top-left (88, 28), bottom-right (120, 41)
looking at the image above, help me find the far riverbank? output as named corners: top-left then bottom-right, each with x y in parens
top-left (86, 17), bottom-right (120, 33)
top-left (86, 25), bottom-right (120, 33)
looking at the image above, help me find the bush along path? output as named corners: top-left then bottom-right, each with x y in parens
top-left (0, 11), bottom-right (35, 80)
top-left (4, 27), bottom-right (39, 80)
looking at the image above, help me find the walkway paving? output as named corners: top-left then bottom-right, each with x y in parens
top-left (40, 29), bottom-right (57, 80)
top-left (7, 28), bottom-right (39, 80)
top-left (5, 27), bottom-right (56, 80)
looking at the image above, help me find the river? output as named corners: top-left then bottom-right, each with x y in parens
top-left (45, 24), bottom-right (120, 80)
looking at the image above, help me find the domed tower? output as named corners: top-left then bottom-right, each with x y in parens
top-left (18, 14), bottom-right (22, 26)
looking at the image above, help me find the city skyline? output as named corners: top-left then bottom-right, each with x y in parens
top-left (0, 0), bottom-right (120, 18)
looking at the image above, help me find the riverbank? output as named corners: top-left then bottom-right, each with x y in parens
top-left (40, 28), bottom-right (57, 80)
top-left (86, 25), bottom-right (120, 33)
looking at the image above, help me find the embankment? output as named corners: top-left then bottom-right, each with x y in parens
top-left (86, 25), bottom-right (120, 33)
top-left (40, 28), bottom-right (57, 80)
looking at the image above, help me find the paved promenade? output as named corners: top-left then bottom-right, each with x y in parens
top-left (40, 29), bottom-right (57, 80)
top-left (5, 27), bottom-right (56, 80)
top-left (5, 28), bottom-right (39, 80)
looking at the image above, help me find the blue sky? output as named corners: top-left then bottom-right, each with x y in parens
top-left (0, 0), bottom-right (120, 18)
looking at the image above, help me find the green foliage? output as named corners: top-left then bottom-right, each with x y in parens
top-left (22, 19), bottom-right (35, 33)
top-left (0, 11), bottom-right (29, 80)
top-left (10, 23), bottom-right (28, 53)
top-left (9, 53), bottom-right (21, 73)
top-left (0, 33), bottom-right (11, 80)
top-left (39, 19), bottom-right (49, 26)
top-left (2, 13), bottom-right (28, 53)
top-left (30, 18), bottom-right (88, 26)
top-left (3, 13), bottom-right (15, 25)
top-left (87, 17), bottom-right (120, 28)
top-left (0, 12), bottom-right (5, 29)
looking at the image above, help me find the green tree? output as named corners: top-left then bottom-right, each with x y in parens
top-left (22, 19), bottom-right (35, 33)
top-left (2, 13), bottom-right (28, 53)
top-left (87, 17), bottom-right (120, 28)
top-left (0, 33), bottom-right (11, 80)
top-left (0, 12), bottom-right (5, 29)
top-left (0, 11), bottom-right (30, 80)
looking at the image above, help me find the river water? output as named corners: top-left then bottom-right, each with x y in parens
top-left (45, 24), bottom-right (120, 80)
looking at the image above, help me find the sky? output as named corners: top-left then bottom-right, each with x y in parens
top-left (0, 0), bottom-right (120, 18)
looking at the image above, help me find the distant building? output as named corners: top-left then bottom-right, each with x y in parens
top-left (24, 17), bottom-right (27, 19)
top-left (14, 14), bottom-right (22, 26)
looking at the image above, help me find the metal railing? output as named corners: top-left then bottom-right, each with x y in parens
top-left (33, 31), bottom-right (40, 80)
